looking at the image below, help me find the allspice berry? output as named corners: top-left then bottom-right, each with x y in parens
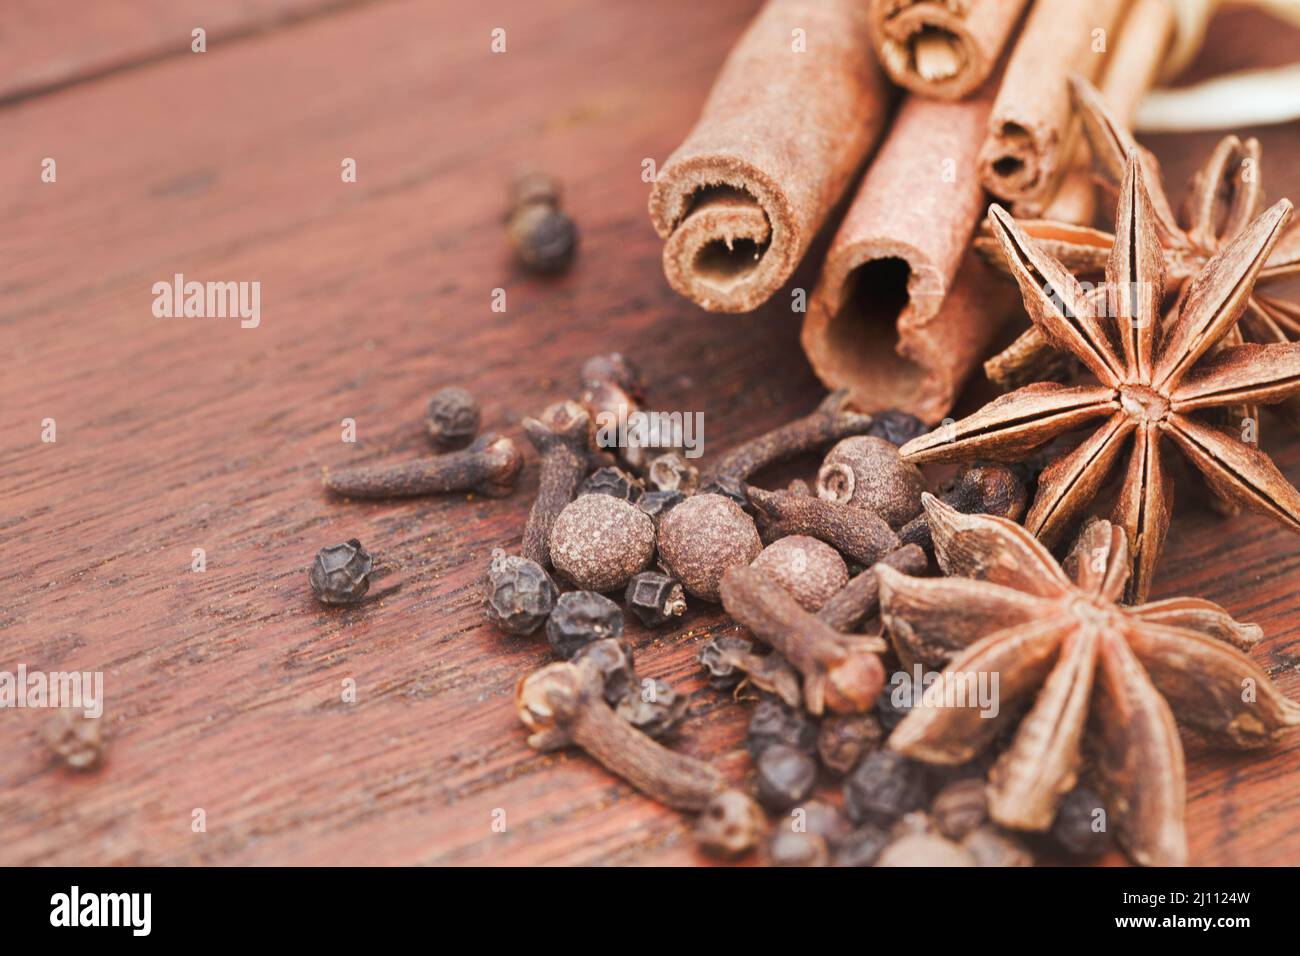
top-left (750, 535), bottom-right (848, 611)
top-left (816, 436), bottom-right (925, 528)
top-left (549, 494), bottom-right (655, 592)
top-left (657, 493), bottom-right (762, 602)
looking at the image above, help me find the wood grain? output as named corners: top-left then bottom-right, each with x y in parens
top-left (1, 0), bottom-right (1298, 866)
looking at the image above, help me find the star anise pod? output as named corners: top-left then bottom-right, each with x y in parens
top-left (902, 150), bottom-right (1299, 603)
top-left (876, 495), bottom-right (1300, 866)
top-left (981, 76), bottom-right (1300, 404)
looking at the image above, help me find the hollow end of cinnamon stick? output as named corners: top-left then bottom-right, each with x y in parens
top-left (870, 0), bottom-right (1027, 101)
top-left (802, 248), bottom-right (1015, 425)
top-left (648, 0), bottom-right (888, 313)
top-left (649, 160), bottom-right (792, 314)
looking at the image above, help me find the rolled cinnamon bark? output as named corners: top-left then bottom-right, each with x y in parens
top-left (983, 0), bottom-right (1174, 391)
top-left (868, 0), bottom-right (1029, 100)
top-left (648, 0), bottom-right (889, 313)
top-left (801, 90), bottom-right (1017, 423)
top-left (1019, 0), bottom-right (1174, 223)
top-left (977, 0), bottom-right (1128, 208)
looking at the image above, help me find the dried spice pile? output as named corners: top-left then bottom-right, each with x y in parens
top-left (312, 133), bottom-right (1300, 866)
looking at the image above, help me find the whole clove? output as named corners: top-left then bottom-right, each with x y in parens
top-left (521, 400), bottom-right (592, 567)
top-left (425, 386), bottom-right (480, 450)
top-left (580, 353), bottom-right (644, 401)
top-left (709, 389), bottom-right (872, 482)
top-left (696, 790), bottom-right (767, 858)
top-left (720, 565), bottom-right (886, 716)
top-left (746, 486), bottom-right (899, 567)
top-left (516, 658), bottom-right (725, 811)
top-left (897, 462), bottom-right (1028, 553)
top-left (44, 707), bottom-right (105, 770)
top-left (325, 433), bottom-right (522, 499)
top-left (647, 451), bottom-right (699, 495)
top-left (817, 544), bottom-right (927, 632)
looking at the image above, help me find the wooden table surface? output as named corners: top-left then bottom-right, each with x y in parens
top-left (2, 0), bottom-right (1299, 866)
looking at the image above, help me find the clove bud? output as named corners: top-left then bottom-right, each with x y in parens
top-left (719, 565), bottom-right (886, 716)
top-left (516, 657), bottom-right (725, 811)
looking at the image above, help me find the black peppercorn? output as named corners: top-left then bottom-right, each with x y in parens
top-left (698, 634), bottom-right (755, 690)
top-left (699, 474), bottom-right (751, 513)
top-left (309, 538), bottom-right (373, 606)
top-left (876, 675), bottom-right (917, 734)
top-left (507, 172), bottom-right (577, 275)
top-left (1051, 786), bottom-right (1111, 858)
top-left (545, 590), bottom-right (624, 658)
top-left (616, 679), bottom-right (688, 738)
top-left (424, 386), bottom-right (480, 450)
top-left (624, 571), bottom-right (687, 628)
top-left (746, 699), bottom-right (818, 759)
top-left (816, 713), bottom-right (883, 776)
top-left (868, 409), bottom-right (927, 447)
top-left (44, 707), bottom-right (106, 770)
top-left (755, 744), bottom-right (817, 810)
top-left (844, 750), bottom-right (928, 827)
top-left (796, 800), bottom-right (854, 847)
top-left (483, 549), bottom-right (558, 635)
top-left (831, 824), bottom-right (890, 867)
top-left (636, 489), bottom-right (684, 522)
top-left (571, 637), bottom-right (636, 706)
top-left (579, 466), bottom-right (644, 503)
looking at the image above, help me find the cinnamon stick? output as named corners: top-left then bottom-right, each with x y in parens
top-left (648, 0), bottom-right (889, 313)
top-left (1015, 0), bottom-right (1174, 223)
top-left (977, 0), bottom-right (1128, 208)
top-left (983, 0), bottom-right (1174, 391)
top-left (868, 0), bottom-right (1029, 100)
top-left (801, 89), bottom-right (1017, 423)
